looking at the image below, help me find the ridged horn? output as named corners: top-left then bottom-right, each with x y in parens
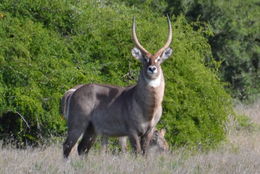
top-left (154, 15), bottom-right (172, 57)
top-left (132, 17), bottom-right (149, 55)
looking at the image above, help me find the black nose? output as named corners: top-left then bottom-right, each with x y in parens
top-left (148, 66), bottom-right (156, 72)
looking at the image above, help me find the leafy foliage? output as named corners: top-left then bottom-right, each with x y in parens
top-left (118, 0), bottom-right (260, 101)
top-left (163, 0), bottom-right (260, 101)
top-left (0, 0), bottom-right (232, 149)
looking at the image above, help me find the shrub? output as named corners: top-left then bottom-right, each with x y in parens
top-left (163, 0), bottom-right (260, 101)
top-left (0, 0), bottom-right (232, 149)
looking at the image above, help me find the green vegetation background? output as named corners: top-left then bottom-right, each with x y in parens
top-left (0, 0), bottom-right (258, 149)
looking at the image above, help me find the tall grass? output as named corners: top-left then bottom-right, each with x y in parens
top-left (0, 100), bottom-right (259, 174)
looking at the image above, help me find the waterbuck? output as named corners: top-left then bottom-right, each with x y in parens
top-left (61, 86), bottom-right (169, 153)
top-left (63, 16), bottom-right (172, 158)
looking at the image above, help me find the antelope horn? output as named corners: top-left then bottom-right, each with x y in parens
top-left (132, 17), bottom-right (150, 55)
top-left (154, 15), bottom-right (172, 57)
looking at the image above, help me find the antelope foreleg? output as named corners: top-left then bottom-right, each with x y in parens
top-left (141, 130), bottom-right (154, 155)
top-left (129, 135), bottom-right (141, 154)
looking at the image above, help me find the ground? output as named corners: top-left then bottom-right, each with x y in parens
top-left (0, 100), bottom-right (259, 174)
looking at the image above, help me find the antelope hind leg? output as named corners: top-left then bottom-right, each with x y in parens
top-left (119, 136), bottom-right (128, 153)
top-left (77, 123), bottom-right (96, 155)
top-left (101, 136), bottom-right (109, 153)
top-left (63, 128), bottom-right (84, 158)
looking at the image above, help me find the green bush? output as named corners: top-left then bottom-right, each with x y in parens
top-left (163, 0), bottom-right (260, 101)
top-left (0, 0), bottom-right (232, 149)
top-left (120, 0), bottom-right (260, 101)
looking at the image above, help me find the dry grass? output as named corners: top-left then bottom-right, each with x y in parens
top-left (235, 99), bottom-right (260, 124)
top-left (1, 100), bottom-right (260, 174)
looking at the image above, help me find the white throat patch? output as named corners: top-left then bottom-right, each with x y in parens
top-left (145, 74), bottom-right (162, 88)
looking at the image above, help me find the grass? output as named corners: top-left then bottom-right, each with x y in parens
top-left (0, 100), bottom-right (260, 174)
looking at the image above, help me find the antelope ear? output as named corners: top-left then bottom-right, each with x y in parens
top-left (131, 47), bottom-right (143, 60)
top-left (161, 48), bottom-right (172, 61)
top-left (159, 129), bottom-right (166, 137)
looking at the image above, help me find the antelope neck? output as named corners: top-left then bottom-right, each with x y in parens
top-left (133, 70), bottom-right (165, 120)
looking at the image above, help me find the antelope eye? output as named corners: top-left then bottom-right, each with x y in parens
top-left (144, 57), bottom-right (149, 63)
top-left (155, 57), bottom-right (161, 63)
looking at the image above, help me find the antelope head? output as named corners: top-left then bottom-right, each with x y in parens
top-left (131, 16), bottom-right (173, 82)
